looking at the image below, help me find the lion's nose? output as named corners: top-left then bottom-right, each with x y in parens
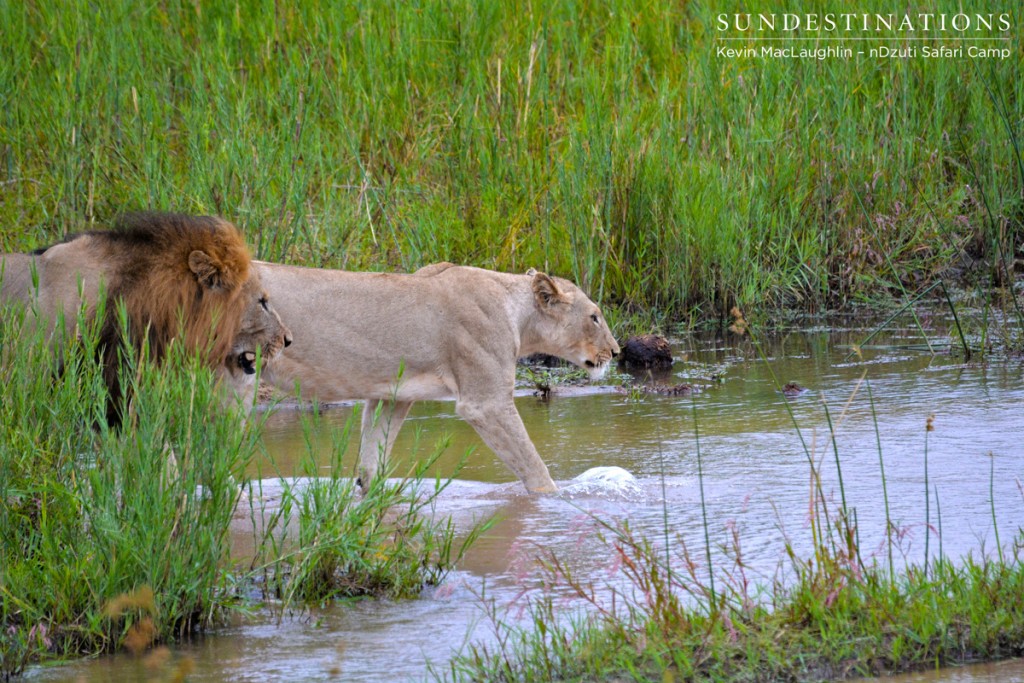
top-left (284, 334), bottom-right (293, 348)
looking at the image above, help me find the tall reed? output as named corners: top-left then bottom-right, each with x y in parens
top-left (1, 0), bottom-right (1019, 324)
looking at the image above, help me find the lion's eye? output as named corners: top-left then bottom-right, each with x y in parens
top-left (591, 313), bottom-right (599, 324)
top-left (259, 296), bottom-right (269, 311)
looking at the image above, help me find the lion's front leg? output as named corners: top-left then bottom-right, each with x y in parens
top-left (357, 398), bottom-right (413, 492)
top-left (455, 397), bottom-right (558, 494)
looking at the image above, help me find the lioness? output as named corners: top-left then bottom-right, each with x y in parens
top-left (0, 213), bottom-right (292, 423)
top-left (257, 261), bottom-right (620, 494)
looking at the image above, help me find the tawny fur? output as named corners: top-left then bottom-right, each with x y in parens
top-left (256, 261), bottom-right (620, 494)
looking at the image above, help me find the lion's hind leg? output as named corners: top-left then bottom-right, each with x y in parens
top-left (357, 399), bottom-right (413, 493)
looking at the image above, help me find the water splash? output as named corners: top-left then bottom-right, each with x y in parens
top-left (560, 466), bottom-right (644, 500)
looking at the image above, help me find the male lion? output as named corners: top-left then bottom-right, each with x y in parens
top-left (0, 213), bottom-right (292, 424)
top-left (256, 261), bottom-right (620, 494)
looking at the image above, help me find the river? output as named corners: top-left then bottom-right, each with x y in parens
top-left (26, 316), bottom-right (1024, 682)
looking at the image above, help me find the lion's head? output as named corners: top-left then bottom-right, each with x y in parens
top-left (21, 212), bottom-right (292, 423)
top-left (526, 268), bottom-right (620, 379)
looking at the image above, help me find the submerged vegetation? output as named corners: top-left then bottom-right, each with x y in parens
top-left (0, 305), bottom-right (473, 676)
top-left (248, 410), bottom-right (490, 608)
top-left (0, 0), bottom-right (1021, 325)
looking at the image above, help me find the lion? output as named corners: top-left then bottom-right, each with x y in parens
top-left (256, 261), bottom-right (620, 494)
top-left (0, 213), bottom-right (292, 425)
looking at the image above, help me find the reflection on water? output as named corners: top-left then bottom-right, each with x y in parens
top-left (27, 321), bottom-right (1024, 683)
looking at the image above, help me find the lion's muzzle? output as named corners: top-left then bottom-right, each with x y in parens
top-left (583, 347), bottom-right (617, 380)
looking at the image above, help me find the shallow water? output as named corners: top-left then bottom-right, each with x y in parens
top-left (27, 319), bottom-right (1024, 682)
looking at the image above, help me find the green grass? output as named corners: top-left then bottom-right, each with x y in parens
top-left (0, 299), bottom-right (477, 675)
top-left (443, 526), bottom-right (1024, 682)
top-left (0, 302), bottom-right (258, 672)
top-left (247, 405), bottom-right (492, 608)
top-left (0, 0), bottom-right (1021, 323)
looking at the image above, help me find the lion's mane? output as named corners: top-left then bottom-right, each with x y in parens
top-left (95, 212), bottom-right (250, 363)
top-left (52, 212), bottom-right (254, 424)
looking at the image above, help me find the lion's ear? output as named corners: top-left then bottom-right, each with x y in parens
top-left (189, 249), bottom-right (230, 291)
top-left (531, 271), bottom-right (568, 309)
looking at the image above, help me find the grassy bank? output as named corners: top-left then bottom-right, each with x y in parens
top-left (1, 0), bottom-right (1021, 323)
top-left (444, 526), bottom-right (1024, 682)
top-left (0, 304), bottom-right (473, 676)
